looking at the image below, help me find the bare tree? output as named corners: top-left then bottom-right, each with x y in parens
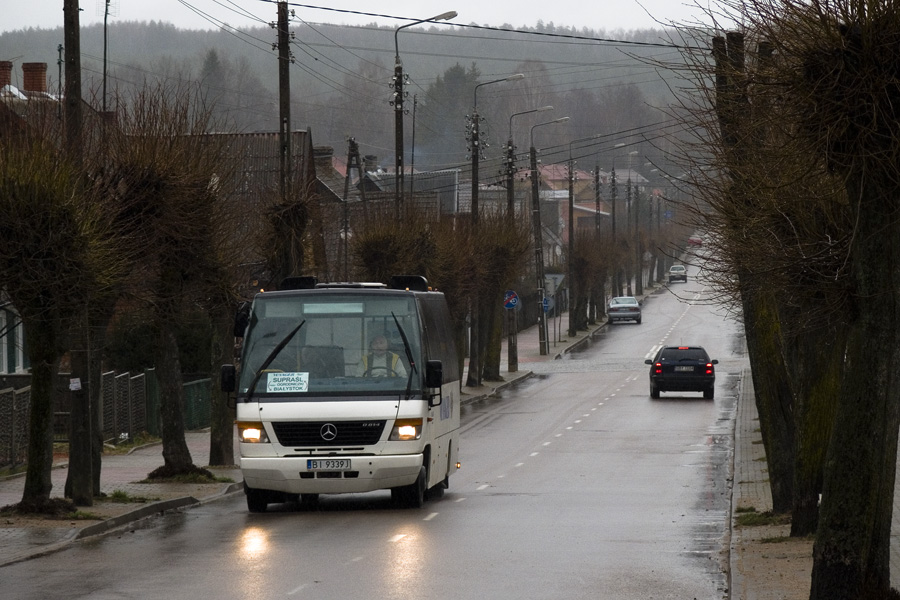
top-left (671, 1), bottom-right (900, 597)
top-left (0, 134), bottom-right (129, 510)
top-left (104, 83), bottom-right (239, 478)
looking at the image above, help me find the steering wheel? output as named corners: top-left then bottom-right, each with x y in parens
top-left (366, 365), bottom-right (399, 377)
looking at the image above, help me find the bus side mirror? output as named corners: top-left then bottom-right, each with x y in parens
top-left (221, 364), bottom-right (236, 393)
top-left (425, 360), bottom-right (443, 389)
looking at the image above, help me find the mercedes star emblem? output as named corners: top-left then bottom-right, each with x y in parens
top-left (320, 423), bottom-right (337, 441)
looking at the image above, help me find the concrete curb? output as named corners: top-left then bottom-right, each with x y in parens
top-left (75, 496), bottom-right (201, 539)
top-left (75, 480), bottom-right (245, 541)
top-left (726, 368), bottom-right (747, 599)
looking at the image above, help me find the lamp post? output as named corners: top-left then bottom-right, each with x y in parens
top-left (611, 143), bottom-right (625, 296)
top-left (506, 105), bottom-right (553, 218)
top-left (566, 134), bottom-right (602, 337)
top-left (393, 10), bottom-right (457, 218)
top-left (530, 116), bottom-right (569, 355)
top-left (626, 150), bottom-right (638, 295)
top-left (502, 105), bottom-right (552, 373)
top-left (470, 73), bottom-right (524, 225)
top-left (465, 72), bottom-right (523, 388)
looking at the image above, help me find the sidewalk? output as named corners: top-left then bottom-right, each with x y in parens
top-left (0, 288), bottom-right (816, 600)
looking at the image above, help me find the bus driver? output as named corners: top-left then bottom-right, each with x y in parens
top-left (359, 334), bottom-right (407, 378)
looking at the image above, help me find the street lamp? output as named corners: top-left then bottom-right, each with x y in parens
top-left (393, 10), bottom-right (457, 217)
top-left (506, 105), bottom-right (553, 217)
top-left (503, 104), bottom-right (552, 373)
top-left (626, 150), bottom-right (638, 295)
top-left (466, 71), bottom-right (523, 388)
top-left (566, 134), bottom-right (602, 337)
top-left (530, 116), bottom-right (569, 355)
top-left (470, 73), bottom-right (524, 225)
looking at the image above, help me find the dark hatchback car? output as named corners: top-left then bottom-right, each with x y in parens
top-left (645, 346), bottom-right (718, 399)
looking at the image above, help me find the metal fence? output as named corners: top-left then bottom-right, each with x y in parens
top-left (0, 370), bottom-right (212, 470)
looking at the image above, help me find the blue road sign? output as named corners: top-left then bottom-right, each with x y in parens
top-left (542, 297), bottom-right (550, 313)
top-left (504, 290), bottom-right (519, 309)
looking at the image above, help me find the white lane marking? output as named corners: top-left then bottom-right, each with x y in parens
top-left (288, 584), bottom-right (309, 595)
top-left (424, 512), bottom-right (438, 521)
top-left (530, 452), bottom-right (539, 457)
top-left (389, 534), bottom-right (406, 543)
top-left (543, 441), bottom-right (552, 446)
top-left (476, 484), bottom-right (489, 491)
top-left (455, 497), bottom-right (466, 502)
top-left (515, 462), bottom-right (524, 468)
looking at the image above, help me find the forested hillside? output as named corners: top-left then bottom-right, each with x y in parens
top-left (0, 18), bottom-right (692, 174)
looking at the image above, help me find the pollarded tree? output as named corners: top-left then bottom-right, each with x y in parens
top-left (104, 83), bottom-right (240, 478)
top-left (675, 1), bottom-right (900, 597)
top-left (0, 136), bottom-right (129, 510)
top-left (475, 211), bottom-right (533, 382)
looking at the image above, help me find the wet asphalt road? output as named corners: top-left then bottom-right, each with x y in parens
top-left (3, 274), bottom-right (743, 599)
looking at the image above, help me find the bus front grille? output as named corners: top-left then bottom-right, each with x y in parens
top-left (272, 420), bottom-right (386, 446)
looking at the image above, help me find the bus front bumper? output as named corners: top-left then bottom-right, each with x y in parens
top-left (240, 453), bottom-right (424, 495)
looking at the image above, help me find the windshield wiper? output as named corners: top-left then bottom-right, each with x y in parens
top-left (391, 312), bottom-right (417, 400)
top-left (244, 320), bottom-right (306, 403)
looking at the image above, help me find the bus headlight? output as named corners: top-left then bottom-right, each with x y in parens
top-left (237, 421), bottom-right (269, 443)
top-left (389, 418), bottom-right (422, 441)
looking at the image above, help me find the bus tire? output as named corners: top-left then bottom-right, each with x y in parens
top-left (246, 486), bottom-right (269, 513)
top-left (393, 466), bottom-right (426, 508)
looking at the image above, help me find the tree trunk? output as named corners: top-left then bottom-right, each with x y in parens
top-left (782, 317), bottom-right (843, 536)
top-left (208, 311), bottom-right (235, 466)
top-left (156, 323), bottom-right (193, 471)
top-left (740, 282), bottom-right (795, 513)
top-left (20, 319), bottom-right (61, 506)
top-left (811, 181), bottom-right (900, 599)
top-left (481, 297), bottom-right (503, 382)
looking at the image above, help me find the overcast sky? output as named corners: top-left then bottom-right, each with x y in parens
top-left (1, 0), bottom-right (717, 34)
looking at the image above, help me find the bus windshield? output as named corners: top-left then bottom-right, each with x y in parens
top-left (238, 292), bottom-right (423, 398)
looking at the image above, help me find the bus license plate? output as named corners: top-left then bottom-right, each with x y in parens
top-left (307, 459), bottom-right (351, 471)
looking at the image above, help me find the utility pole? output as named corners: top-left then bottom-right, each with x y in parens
top-left (466, 73), bottom-right (523, 387)
top-left (63, 0), bottom-right (92, 507)
top-left (529, 117), bottom-right (568, 355)
top-left (594, 161), bottom-right (604, 323)
top-left (530, 145), bottom-right (548, 355)
top-left (505, 138), bottom-right (516, 218)
top-left (277, 2), bottom-right (292, 206)
top-left (634, 183), bottom-right (644, 296)
top-left (391, 56), bottom-right (405, 218)
top-left (409, 94), bottom-right (417, 201)
top-left (611, 166), bottom-right (621, 296)
top-left (102, 0), bottom-right (111, 114)
top-left (626, 177), bottom-right (633, 296)
top-left (393, 12), bottom-right (456, 220)
top-left (567, 156), bottom-right (576, 337)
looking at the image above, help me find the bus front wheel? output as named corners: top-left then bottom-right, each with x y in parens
top-left (392, 466), bottom-right (426, 508)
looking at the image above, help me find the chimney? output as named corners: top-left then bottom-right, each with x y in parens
top-left (313, 145), bottom-right (334, 173)
top-left (22, 62), bottom-right (48, 94)
top-left (0, 61), bottom-right (11, 88)
top-left (364, 155), bottom-right (379, 172)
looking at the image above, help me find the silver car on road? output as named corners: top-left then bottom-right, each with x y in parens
top-left (607, 296), bottom-right (642, 324)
